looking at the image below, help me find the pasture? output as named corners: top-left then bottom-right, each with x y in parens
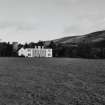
top-left (0, 58), bottom-right (105, 105)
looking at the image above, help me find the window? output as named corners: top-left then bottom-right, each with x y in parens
top-left (28, 53), bottom-right (31, 57)
top-left (48, 53), bottom-right (51, 57)
top-left (48, 49), bottom-right (52, 52)
top-left (28, 49), bottom-right (31, 52)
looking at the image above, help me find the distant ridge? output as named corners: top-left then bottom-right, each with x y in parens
top-left (45, 30), bottom-right (105, 46)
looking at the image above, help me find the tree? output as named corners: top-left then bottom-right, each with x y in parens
top-left (37, 41), bottom-right (44, 46)
top-left (29, 42), bottom-right (36, 48)
top-left (24, 43), bottom-right (28, 48)
top-left (48, 41), bottom-right (56, 48)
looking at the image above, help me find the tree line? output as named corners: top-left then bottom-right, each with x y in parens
top-left (47, 41), bottom-right (105, 59)
top-left (0, 40), bottom-right (105, 59)
top-left (0, 42), bottom-right (17, 57)
top-left (0, 41), bottom-right (45, 57)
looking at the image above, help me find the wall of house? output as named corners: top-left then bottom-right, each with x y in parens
top-left (18, 46), bottom-right (53, 57)
top-left (26, 48), bottom-right (33, 57)
top-left (18, 48), bottom-right (26, 56)
top-left (46, 49), bottom-right (53, 57)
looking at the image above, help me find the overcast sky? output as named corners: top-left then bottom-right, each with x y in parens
top-left (0, 0), bottom-right (105, 43)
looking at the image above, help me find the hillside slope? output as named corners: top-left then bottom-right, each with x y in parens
top-left (46, 30), bottom-right (105, 45)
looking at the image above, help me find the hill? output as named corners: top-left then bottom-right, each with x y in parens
top-left (45, 30), bottom-right (105, 58)
top-left (45, 30), bottom-right (105, 46)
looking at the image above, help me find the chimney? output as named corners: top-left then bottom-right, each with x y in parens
top-left (42, 46), bottom-right (44, 49)
top-left (38, 46), bottom-right (41, 49)
top-left (35, 46), bottom-right (37, 49)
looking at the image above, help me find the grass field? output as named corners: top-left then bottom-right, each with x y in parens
top-left (0, 58), bottom-right (105, 105)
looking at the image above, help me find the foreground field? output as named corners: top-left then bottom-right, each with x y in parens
top-left (0, 58), bottom-right (105, 105)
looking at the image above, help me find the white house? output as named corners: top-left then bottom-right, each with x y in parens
top-left (18, 46), bottom-right (53, 57)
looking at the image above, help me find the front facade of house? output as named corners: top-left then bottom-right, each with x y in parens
top-left (18, 46), bottom-right (52, 57)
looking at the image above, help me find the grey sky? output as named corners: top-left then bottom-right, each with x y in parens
top-left (0, 0), bottom-right (105, 43)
